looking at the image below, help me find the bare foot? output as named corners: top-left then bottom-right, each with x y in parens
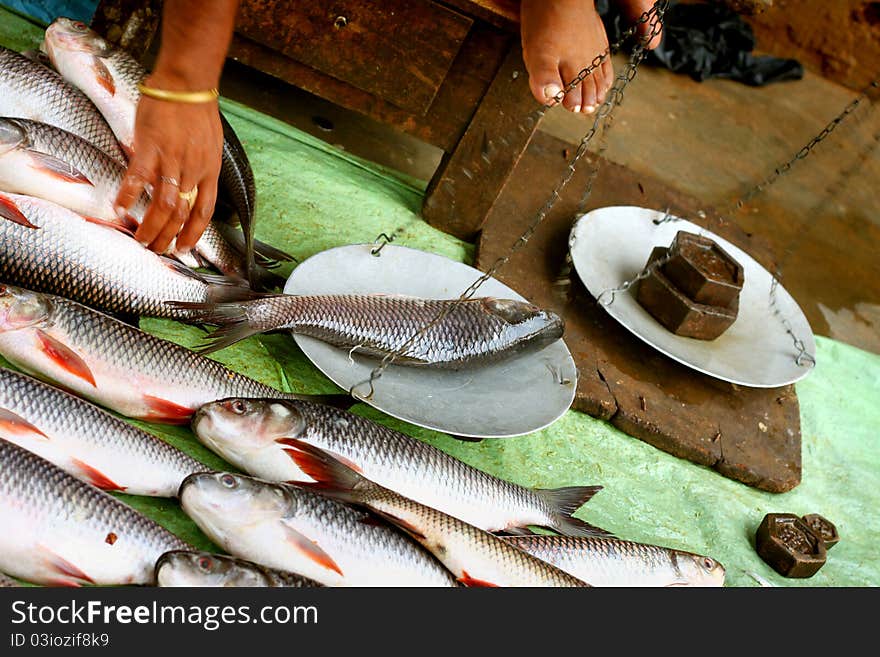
top-left (520, 0), bottom-right (663, 114)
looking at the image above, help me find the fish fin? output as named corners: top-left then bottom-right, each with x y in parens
top-left (288, 393), bottom-right (356, 411)
top-left (35, 329), bottom-right (97, 387)
top-left (280, 523), bottom-right (343, 576)
top-left (276, 439), bottom-right (362, 473)
top-left (280, 439), bottom-right (368, 502)
top-left (71, 458), bottom-right (126, 491)
top-left (27, 150), bottom-right (93, 185)
top-left (163, 302), bottom-right (255, 352)
top-left (141, 395), bottom-right (193, 424)
top-left (458, 570), bottom-right (499, 588)
top-left (40, 545), bottom-right (94, 586)
top-left (537, 485), bottom-right (615, 538)
top-left (0, 192), bottom-right (37, 228)
top-left (357, 514), bottom-right (385, 527)
top-left (92, 56), bottom-right (115, 95)
top-left (246, 264), bottom-right (287, 292)
top-left (0, 407), bottom-right (50, 440)
top-left (82, 215), bottom-right (135, 237)
top-left (494, 526), bottom-right (536, 537)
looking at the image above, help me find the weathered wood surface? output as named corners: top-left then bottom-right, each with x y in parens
top-left (476, 131), bottom-right (802, 493)
top-left (423, 44), bottom-right (543, 240)
top-left (236, 0), bottom-right (472, 115)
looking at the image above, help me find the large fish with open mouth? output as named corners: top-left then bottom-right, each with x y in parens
top-left (0, 117), bottom-right (282, 283)
top-left (156, 550), bottom-right (322, 587)
top-left (0, 438), bottom-right (191, 586)
top-left (43, 17), bottom-right (270, 287)
top-left (501, 535), bottom-right (726, 587)
top-left (179, 471), bottom-right (457, 587)
top-left (0, 192), bottom-right (251, 321)
top-left (193, 398), bottom-right (608, 537)
top-left (281, 441), bottom-right (591, 587)
top-left (175, 294), bottom-right (566, 366)
top-left (0, 45), bottom-right (125, 164)
top-left (0, 285), bottom-right (350, 424)
top-left (0, 366), bottom-right (206, 496)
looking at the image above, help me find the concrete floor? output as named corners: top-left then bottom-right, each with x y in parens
top-left (219, 53), bottom-right (880, 355)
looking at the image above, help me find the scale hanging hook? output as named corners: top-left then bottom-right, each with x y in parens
top-left (371, 232), bottom-right (395, 257)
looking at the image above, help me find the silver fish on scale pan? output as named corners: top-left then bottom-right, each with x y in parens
top-left (156, 550), bottom-right (322, 588)
top-left (282, 441), bottom-right (590, 587)
top-left (0, 193), bottom-right (250, 321)
top-left (193, 398), bottom-right (609, 536)
top-left (180, 471), bottom-right (458, 587)
top-left (177, 294), bottom-right (565, 367)
top-left (0, 366), bottom-right (206, 496)
top-left (0, 438), bottom-right (190, 586)
top-left (0, 284), bottom-right (350, 424)
top-left (501, 535), bottom-right (726, 587)
top-left (0, 45), bottom-right (126, 164)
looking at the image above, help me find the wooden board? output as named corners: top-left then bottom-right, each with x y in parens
top-left (476, 131), bottom-right (802, 493)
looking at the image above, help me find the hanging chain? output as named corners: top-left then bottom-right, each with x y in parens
top-left (348, 2), bottom-right (670, 399)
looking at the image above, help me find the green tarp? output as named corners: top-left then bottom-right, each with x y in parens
top-left (1, 9), bottom-right (877, 587)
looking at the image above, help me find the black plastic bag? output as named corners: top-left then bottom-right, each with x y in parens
top-left (598, 1), bottom-right (803, 86)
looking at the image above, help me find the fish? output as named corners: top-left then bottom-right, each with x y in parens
top-left (156, 550), bottom-right (322, 587)
top-left (0, 366), bottom-right (207, 496)
top-left (283, 441), bottom-right (591, 587)
top-left (0, 285), bottom-right (352, 424)
top-left (174, 294), bottom-right (566, 366)
top-left (0, 117), bottom-right (282, 280)
top-left (0, 438), bottom-right (191, 586)
top-left (0, 193), bottom-right (252, 321)
top-left (500, 535), bottom-right (726, 587)
top-left (44, 18), bottom-right (272, 287)
top-left (0, 45), bottom-right (126, 165)
top-left (179, 471), bottom-right (458, 587)
top-left (192, 398), bottom-right (609, 537)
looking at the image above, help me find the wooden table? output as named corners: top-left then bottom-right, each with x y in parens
top-left (92, 0), bottom-right (538, 241)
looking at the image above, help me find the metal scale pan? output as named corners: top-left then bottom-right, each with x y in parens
top-left (283, 243), bottom-right (578, 438)
top-left (569, 206), bottom-right (816, 388)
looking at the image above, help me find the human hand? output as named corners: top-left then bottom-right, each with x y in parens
top-left (114, 73), bottom-right (223, 255)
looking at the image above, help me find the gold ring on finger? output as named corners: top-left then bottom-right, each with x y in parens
top-left (178, 185), bottom-right (199, 210)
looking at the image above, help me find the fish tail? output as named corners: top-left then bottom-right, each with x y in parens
top-left (537, 485), bottom-right (615, 538)
top-left (165, 290), bottom-right (265, 349)
top-left (280, 438), bottom-right (369, 503)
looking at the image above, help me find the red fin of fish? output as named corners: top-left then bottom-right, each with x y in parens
top-left (35, 329), bottom-right (96, 387)
top-left (458, 571), bottom-right (499, 588)
top-left (281, 523), bottom-right (343, 577)
top-left (0, 407), bottom-right (50, 441)
top-left (92, 57), bottom-right (115, 95)
top-left (82, 215), bottom-right (136, 238)
top-left (142, 395), bottom-right (193, 424)
top-left (0, 193), bottom-right (37, 228)
top-left (71, 458), bottom-right (126, 492)
top-left (27, 150), bottom-right (93, 185)
top-left (276, 438), bottom-right (363, 474)
top-left (40, 545), bottom-right (94, 586)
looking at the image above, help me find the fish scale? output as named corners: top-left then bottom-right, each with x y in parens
top-left (0, 46), bottom-right (125, 164)
top-left (0, 366), bottom-right (206, 496)
top-left (0, 193), bottom-right (243, 319)
top-left (156, 551), bottom-right (321, 587)
top-left (0, 438), bottom-right (190, 586)
top-left (500, 535), bottom-right (726, 587)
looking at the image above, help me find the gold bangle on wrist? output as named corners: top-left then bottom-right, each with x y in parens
top-left (137, 83), bottom-right (219, 104)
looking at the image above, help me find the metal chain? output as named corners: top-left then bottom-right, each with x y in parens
top-left (349, 2), bottom-right (669, 399)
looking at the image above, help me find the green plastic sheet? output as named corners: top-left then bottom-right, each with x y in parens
top-left (1, 9), bottom-right (877, 587)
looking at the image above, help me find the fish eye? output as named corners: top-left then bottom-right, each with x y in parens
top-left (230, 400), bottom-right (247, 415)
top-left (198, 557), bottom-right (213, 571)
top-left (220, 474), bottom-right (237, 488)
top-left (72, 21), bottom-right (87, 31)
top-left (703, 557), bottom-right (715, 570)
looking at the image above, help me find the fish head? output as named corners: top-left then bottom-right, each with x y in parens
top-left (674, 553), bottom-right (726, 587)
top-left (480, 297), bottom-right (565, 349)
top-left (155, 551), bottom-right (270, 587)
top-left (193, 398), bottom-right (307, 464)
top-left (43, 17), bottom-right (111, 69)
top-left (179, 471), bottom-right (296, 533)
top-left (0, 285), bottom-right (52, 332)
top-left (0, 118), bottom-right (27, 156)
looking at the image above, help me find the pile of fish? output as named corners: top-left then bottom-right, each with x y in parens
top-left (0, 18), bottom-right (726, 588)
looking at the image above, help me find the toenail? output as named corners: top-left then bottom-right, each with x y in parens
top-left (584, 105), bottom-right (596, 114)
top-left (573, 105), bottom-right (581, 113)
top-left (543, 84), bottom-right (563, 101)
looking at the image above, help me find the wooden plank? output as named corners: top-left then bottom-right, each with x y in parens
top-left (91, 0), bottom-right (162, 60)
top-left (476, 131), bottom-right (802, 493)
top-left (439, 0), bottom-right (520, 31)
top-left (227, 23), bottom-right (510, 152)
top-left (236, 0), bottom-right (472, 115)
top-left (422, 43), bottom-right (543, 240)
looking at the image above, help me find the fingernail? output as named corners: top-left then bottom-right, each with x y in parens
top-left (543, 84), bottom-right (562, 101)
top-left (573, 105), bottom-right (581, 113)
top-left (114, 205), bottom-right (126, 219)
